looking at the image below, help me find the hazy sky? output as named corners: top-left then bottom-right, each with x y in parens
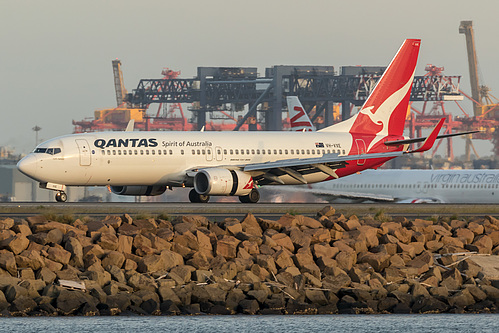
top-left (2, 0), bottom-right (499, 157)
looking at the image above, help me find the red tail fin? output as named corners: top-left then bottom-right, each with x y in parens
top-left (319, 39), bottom-right (421, 145)
top-left (355, 39), bottom-right (420, 137)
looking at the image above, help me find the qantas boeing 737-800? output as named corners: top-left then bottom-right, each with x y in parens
top-left (16, 39), bottom-right (474, 203)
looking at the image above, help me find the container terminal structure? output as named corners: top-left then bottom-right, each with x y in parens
top-left (73, 21), bottom-right (499, 159)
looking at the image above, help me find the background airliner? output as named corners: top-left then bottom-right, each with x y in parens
top-left (16, 39), bottom-right (472, 203)
top-left (298, 169), bottom-right (499, 203)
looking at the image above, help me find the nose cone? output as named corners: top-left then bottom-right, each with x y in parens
top-left (17, 154), bottom-right (38, 180)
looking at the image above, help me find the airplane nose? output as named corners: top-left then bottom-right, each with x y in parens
top-left (17, 154), bottom-right (38, 179)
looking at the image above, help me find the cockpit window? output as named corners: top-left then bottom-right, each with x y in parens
top-left (34, 147), bottom-right (61, 155)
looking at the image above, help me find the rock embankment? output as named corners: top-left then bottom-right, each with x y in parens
top-left (0, 207), bottom-right (498, 316)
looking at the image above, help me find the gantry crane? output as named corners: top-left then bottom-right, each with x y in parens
top-left (458, 20), bottom-right (499, 158)
top-left (112, 59), bottom-right (127, 107)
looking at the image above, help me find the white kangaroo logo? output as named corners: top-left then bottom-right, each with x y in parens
top-left (359, 71), bottom-right (415, 152)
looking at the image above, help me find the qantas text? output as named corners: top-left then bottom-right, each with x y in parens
top-left (94, 138), bottom-right (158, 149)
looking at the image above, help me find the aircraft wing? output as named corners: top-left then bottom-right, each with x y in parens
top-left (292, 186), bottom-right (396, 202)
top-left (243, 151), bottom-right (403, 172)
top-left (243, 118), bottom-right (445, 184)
top-left (292, 186), bottom-right (443, 203)
top-left (241, 151), bottom-right (405, 185)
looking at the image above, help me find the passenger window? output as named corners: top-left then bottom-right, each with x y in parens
top-left (158, 150), bottom-right (161, 155)
top-left (207, 149), bottom-right (211, 155)
top-left (197, 149), bottom-right (201, 155)
top-left (169, 150), bottom-right (172, 155)
top-left (192, 149), bottom-right (195, 155)
top-left (107, 150), bottom-right (111, 155)
top-left (134, 150), bottom-right (138, 155)
top-left (301, 149), bottom-right (305, 154)
top-left (284, 149), bottom-right (288, 154)
top-left (306, 150), bottom-right (310, 155)
top-left (118, 150), bottom-right (121, 155)
top-left (262, 150), bottom-right (265, 155)
top-left (268, 149), bottom-right (271, 154)
top-left (241, 150), bottom-right (244, 155)
top-left (296, 150), bottom-right (300, 155)
top-left (146, 150), bottom-right (150, 155)
top-left (123, 150), bottom-right (127, 155)
top-left (251, 149), bottom-right (255, 155)
top-left (202, 150), bottom-right (206, 155)
top-left (246, 149), bottom-right (249, 155)
top-left (273, 149), bottom-right (277, 155)
top-left (311, 150), bottom-right (315, 155)
top-left (279, 149), bottom-right (282, 155)
top-left (101, 151), bottom-right (105, 155)
top-left (181, 150), bottom-right (184, 155)
top-left (140, 150), bottom-right (144, 155)
top-left (235, 149), bottom-right (239, 154)
top-left (342, 150), bottom-right (346, 154)
top-left (290, 150), bottom-right (294, 154)
top-left (113, 150), bottom-right (116, 155)
top-left (230, 149), bottom-right (233, 155)
top-left (152, 150), bottom-right (155, 155)
top-left (327, 150), bottom-right (331, 154)
top-left (256, 149), bottom-right (260, 154)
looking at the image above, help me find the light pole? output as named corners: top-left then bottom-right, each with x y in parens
top-left (32, 125), bottom-right (41, 146)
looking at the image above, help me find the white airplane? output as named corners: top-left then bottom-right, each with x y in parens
top-left (287, 96), bottom-right (315, 132)
top-left (16, 39), bottom-right (473, 203)
top-left (298, 169), bottom-right (499, 203)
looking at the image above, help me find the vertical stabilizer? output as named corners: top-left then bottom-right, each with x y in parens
top-left (319, 39), bottom-right (420, 147)
top-left (286, 96), bottom-right (315, 132)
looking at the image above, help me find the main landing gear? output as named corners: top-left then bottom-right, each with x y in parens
top-left (55, 191), bottom-right (67, 202)
top-left (188, 188), bottom-right (261, 203)
top-left (239, 189), bottom-right (260, 203)
top-left (189, 189), bottom-right (210, 203)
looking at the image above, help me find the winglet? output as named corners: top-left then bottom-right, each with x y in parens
top-left (411, 117), bottom-right (445, 153)
top-left (125, 120), bottom-right (134, 132)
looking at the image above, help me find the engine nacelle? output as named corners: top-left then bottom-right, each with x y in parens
top-left (194, 168), bottom-right (253, 196)
top-left (110, 185), bottom-right (166, 196)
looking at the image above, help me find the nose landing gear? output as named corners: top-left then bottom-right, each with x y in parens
top-left (55, 191), bottom-right (67, 202)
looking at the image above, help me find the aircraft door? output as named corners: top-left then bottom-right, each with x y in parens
top-left (205, 147), bottom-right (213, 161)
top-left (75, 139), bottom-right (91, 166)
top-left (215, 146), bottom-right (223, 161)
top-left (355, 139), bottom-right (366, 166)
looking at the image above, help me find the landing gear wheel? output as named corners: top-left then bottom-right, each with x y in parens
top-left (55, 191), bottom-right (67, 202)
top-left (188, 189), bottom-right (210, 203)
top-left (239, 189), bottom-right (260, 203)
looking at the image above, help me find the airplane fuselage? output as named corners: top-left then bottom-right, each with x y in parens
top-left (309, 169), bottom-right (499, 204)
top-left (18, 130), bottom-right (402, 187)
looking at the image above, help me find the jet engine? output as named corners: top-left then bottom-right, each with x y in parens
top-left (110, 185), bottom-right (167, 196)
top-left (194, 168), bottom-right (253, 196)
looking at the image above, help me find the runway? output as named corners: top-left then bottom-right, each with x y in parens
top-left (0, 202), bottom-right (498, 220)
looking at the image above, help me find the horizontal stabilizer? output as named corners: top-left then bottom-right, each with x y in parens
top-left (385, 130), bottom-right (480, 146)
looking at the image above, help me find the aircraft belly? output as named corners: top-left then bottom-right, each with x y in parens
top-left (76, 163), bottom-right (175, 186)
